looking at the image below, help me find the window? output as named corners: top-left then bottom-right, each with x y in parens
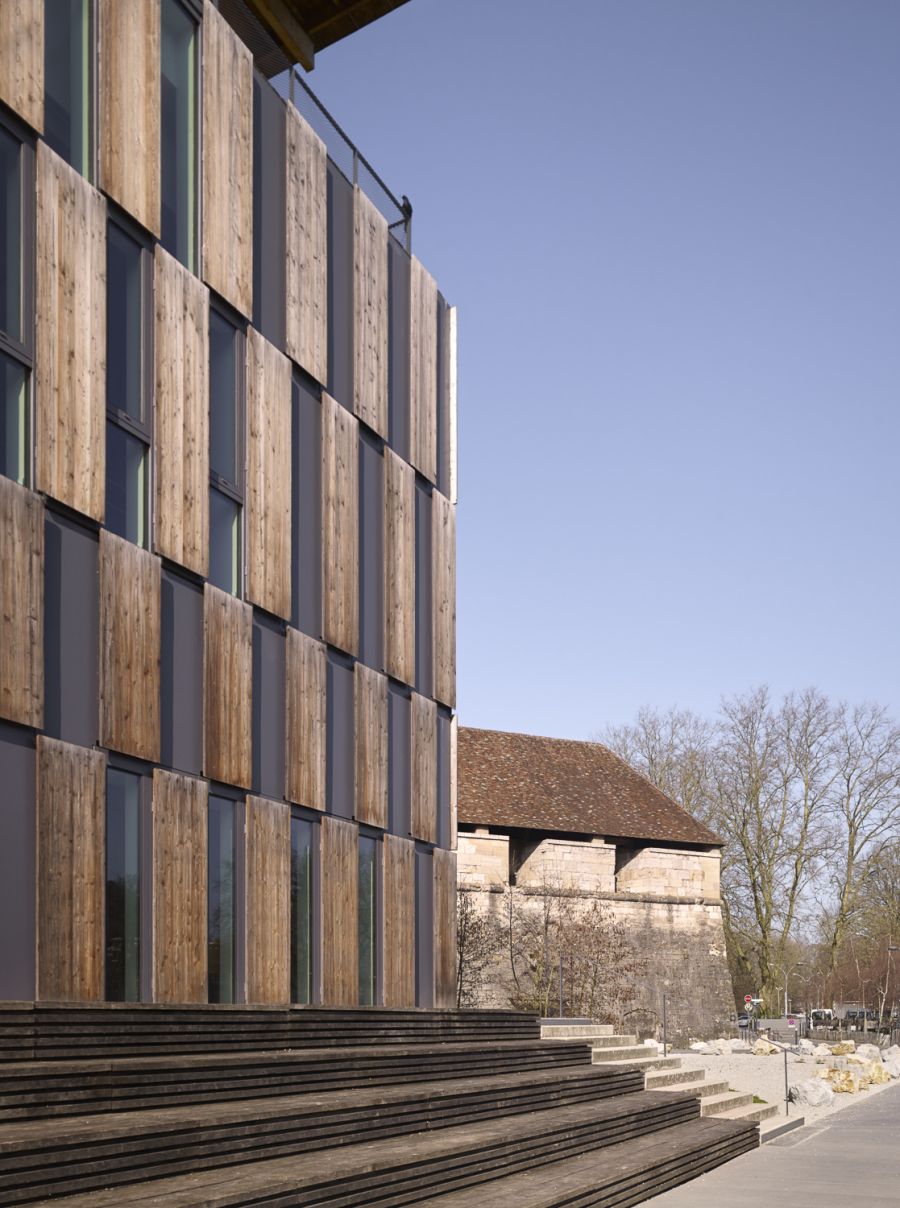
top-left (105, 220), bottom-right (151, 546)
top-left (106, 769), bottom-right (142, 1001)
top-left (208, 796), bottom-right (236, 1003)
top-left (290, 817), bottom-right (313, 1003)
top-left (0, 122), bottom-right (32, 485)
top-left (43, 0), bottom-right (93, 178)
top-left (161, 0), bottom-right (197, 270)
top-left (209, 309), bottom-right (244, 595)
top-left (358, 835), bottom-right (377, 1005)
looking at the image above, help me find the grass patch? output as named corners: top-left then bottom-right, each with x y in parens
top-left (752, 1095), bottom-right (768, 1104)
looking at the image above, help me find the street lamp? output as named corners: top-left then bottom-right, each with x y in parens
top-left (784, 961), bottom-right (808, 1018)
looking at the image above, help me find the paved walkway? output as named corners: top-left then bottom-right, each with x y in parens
top-left (644, 1080), bottom-right (900, 1207)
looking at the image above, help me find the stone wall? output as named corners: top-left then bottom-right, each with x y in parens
top-left (615, 845), bottom-right (721, 899)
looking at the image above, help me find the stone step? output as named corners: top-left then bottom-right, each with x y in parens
top-left (698, 1090), bottom-right (753, 1117)
top-left (760, 1115), bottom-right (804, 1142)
top-left (594, 1055), bottom-right (683, 1073)
top-left (644, 1067), bottom-right (708, 1089)
top-left (590, 1046), bottom-right (653, 1063)
top-left (589, 1035), bottom-right (638, 1049)
top-left (718, 1100), bottom-right (781, 1125)
top-left (539, 1024), bottom-right (615, 1039)
top-left (654, 1077), bottom-right (731, 1099)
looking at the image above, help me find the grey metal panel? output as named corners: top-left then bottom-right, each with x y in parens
top-left (388, 237), bottom-right (410, 461)
top-left (414, 482), bottom-right (432, 698)
top-left (326, 164), bottom-right (353, 409)
top-left (415, 845), bottom-right (433, 1008)
top-left (326, 654), bottom-right (354, 818)
top-left (43, 511), bottom-right (99, 749)
top-left (387, 684), bottom-right (410, 838)
top-left (291, 375), bottom-right (322, 638)
top-left (358, 432), bottom-right (384, 671)
top-left (436, 708), bottom-right (451, 852)
top-left (252, 73), bottom-right (286, 349)
top-left (160, 570), bottom-right (203, 776)
top-left (252, 612), bottom-right (286, 801)
top-left (0, 724), bottom-right (36, 1000)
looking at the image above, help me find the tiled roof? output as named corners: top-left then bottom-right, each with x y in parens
top-left (458, 728), bottom-right (721, 847)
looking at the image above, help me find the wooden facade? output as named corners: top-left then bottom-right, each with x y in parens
top-left (411, 692), bottom-right (438, 845)
top-left (0, 478), bottom-right (43, 729)
top-left (432, 489), bottom-right (456, 709)
top-left (285, 105), bottom-right (328, 383)
top-left (204, 585), bottom-right (253, 789)
top-left (152, 770), bottom-right (208, 1003)
top-left (0, 0), bottom-right (43, 132)
top-left (383, 835), bottom-right (415, 1007)
top-left (246, 328), bottom-right (292, 619)
top-left (383, 448), bottom-right (415, 685)
top-left (321, 815), bottom-right (359, 1006)
top-left (353, 186), bottom-right (389, 438)
top-left (409, 256), bottom-right (437, 483)
top-left (285, 628), bottom-right (327, 811)
top-left (321, 391), bottom-right (359, 655)
top-left (355, 663), bottom-right (388, 829)
top-left (433, 849), bottom-right (457, 1008)
top-left (245, 796), bottom-right (291, 1004)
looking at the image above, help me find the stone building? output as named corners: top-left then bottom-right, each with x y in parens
top-left (458, 728), bottom-right (735, 1040)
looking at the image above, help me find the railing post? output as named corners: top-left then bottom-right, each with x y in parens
top-left (558, 954), bottom-right (563, 1019)
top-left (662, 994), bottom-right (668, 1058)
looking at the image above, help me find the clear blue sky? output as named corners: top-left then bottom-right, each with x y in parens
top-left (309, 0), bottom-right (900, 739)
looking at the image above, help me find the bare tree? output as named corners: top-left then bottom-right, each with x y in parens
top-left (455, 890), bottom-right (502, 1008)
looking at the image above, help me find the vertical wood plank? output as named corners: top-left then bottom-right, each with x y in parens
top-left (245, 795), bottom-right (290, 1004)
top-left (36, 738), bottom-right (106, 1001)
top-left (446, 306), bottom-right (458, 505)
top-left (321, 815), bottom-right (359, 1006)
top-left (410, 692), bottom-right (437, 844)
top-left (383, 448), bottom-right (415, 685)
top-left (154, 245), bottom-right (209, 575)
top-left (99, 531), bottom-right (161, 762)
top-left (431, 489), bottom-right (456, 710)
top-left (36, 143), bottom-right (106, 521)
top-left (284, 627), bottom-right (326, 811)
top-left (321, 392), bottom-right (359, 655)
top-left (352, 186), bottom-right (388, 438)
top-left (99, 0), bottom-right (160, 235)
top-left (203, 584), bottom-right (252, 788)
top-left (152, 769), bottom-right (207, 1003)
top-left (0, 478), bottom-right (43, 728)
top-left (202, 0), bottom-right (253, 317)
top-left (449, 714), bottom-right (458, 851)
top-left (432, 848), bottom-right (457, 1008)
top-left (383, 834), bottom-right (415, 1007)
top-left (246, 328), bottom-right (292, 619)
top-left (285, 104), bottom-right (327, 383)
top-left (0, 0), bottom-right (43, 132)
top-left (409, 256), bottom-right (437, 483)
top-left (355, 663), bottom-right (387, 829)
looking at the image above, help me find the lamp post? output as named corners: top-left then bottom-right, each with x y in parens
top-left (783, 961), bottom-right (807, 1018)
top-left (888, 946), bottom-right (899, 1037)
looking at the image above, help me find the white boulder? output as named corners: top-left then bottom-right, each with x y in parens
top-left (855, 1043), bottom-right (882, 1062)
top-left (883, 1057), bottom-right (900, 1080)
top-left (790, 1078), bottom-right (835, 1108)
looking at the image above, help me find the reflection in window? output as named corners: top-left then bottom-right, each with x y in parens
top-left (209, 310), bottom-right (242, 595)
top-left (0, 127), bottom-right (22, 342)
top-left (208, 796), bottom-right (236, 1003)
top-left (358, 836), bottom-right (377, 1005)
top-left (106, 769), bottom-right (141, 1002)
top-left (161, 0), bottom-right (197, 270)
top-left (209, 487), bottom-right (241, 596)
top-left (44, 0), bottom-right (92, 177)
top-left (291, 818), bottom-right (312, 1003)
top-left (0, 354), bottom-right (27, 484)
top-left (106, 421), bottom-right (147, 547)
top-left (107, 225), bottom-right (144, 422)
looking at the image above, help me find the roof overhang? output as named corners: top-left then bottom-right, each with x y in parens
top-left (240, 0), bottom-right (413, 71)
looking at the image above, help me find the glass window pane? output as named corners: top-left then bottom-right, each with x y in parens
top-left (106, 421), bottom-right (147, 548)
top-left (291, 818), bottom-right (312, 1004)
top-left (107, 225), bottom-right (144, 422)
top-left (44, 0), bottom-right (91, 176)
top-left (358, 837), bottom-right (376, 1006)
top-left (106, 769), bottom-right (141, 1002)
top-left (209, 311), bottom-right (237, 483)
top-left (0, 128), bottom-right (21, 342)
top-left (209, 487), bottom-right (240, 596)
top-left (1, 354), bottom-right (27, 484)
top-left (161, 0), bottom-right (197, 270)
top-left (208, 796), bottom-right (236, 1004)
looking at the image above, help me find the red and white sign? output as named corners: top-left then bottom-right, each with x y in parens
top-left (744, 995), bottom-right (753, 1004)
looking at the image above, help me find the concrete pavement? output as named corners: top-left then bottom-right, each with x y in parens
top-left (643, 1080), bottom-right (900, 1207)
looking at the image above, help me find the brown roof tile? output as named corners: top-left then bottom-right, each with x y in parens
top-left (458, 727), bottom-right (721, 847)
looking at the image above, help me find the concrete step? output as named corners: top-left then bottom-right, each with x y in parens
top-left (595, 1055), bottom-right (683, 1073)
top-left (591, 1034), bottom-right (639, 1049)
top-left (539, 1024), bottom-right (615, 1039)
top-left (718, 1100), bottom-right (781, 1125)
top-left (591, 1045), bottom-right (660, 1063)
top-left (698, 1090), bottom-right (753, 1117)
top-left (654, 1077), bottom-right (732, 1099)
top-left (760, 1114), bottom-right (804, 1142)
top-left (645, 1067), bottom-right (709, 1089)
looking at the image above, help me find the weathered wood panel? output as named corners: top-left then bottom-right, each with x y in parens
top-left (35, 143), bottom-right (106, 521)
top-left (321, 392), bottom-right (358, 655)
top-left (433, 848), bottom-right (457, 1008)
top-left (245, 795), bottom-right (290, 1004)
top-left (409, 255), bottom-right (437, 483)
top-left (445, 305), bottom-right (458, 505)
top-left (99, 0), bottom-right (160, 235)
top-left (321, 814), bottom-right (358, 1006)
top-left (36, 738), bottom-right (106, 1001)
top-left (383, 834), bottom-right (415, 1008)
top-left (355, 663), bottom-right (387, 829)
top-left (449, 714), bottom-right (458, 851)
top-left (352, 186), bottom-right (388, 438)
top-left (284, 628), bottom-right (326, 811)
top-left (0, 478), bottom-right (43, 728)
top-left (204, 584), bottom-right (252, 789)
top-left (99, 531), bottom-right (161, 762)
top-left (431, 489), bottom-right (456, 709)
top-left (285, 105), bottom-right (327, 383)
top-left (154, 245), bottom-right (209, 575)
top-left (410, 692), bottom-right (437, 844)
top-left (246, 328), bottom-right (292, 619)
top-left (152, 769), bottom-right (207, 1003)
top-left (383, 448), bottom-right (415, 685)
top-left (0, 0), bottom-right (42, 131)
top-left (202, 0), bottom-right (253, 317)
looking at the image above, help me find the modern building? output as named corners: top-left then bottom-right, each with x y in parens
top-left (0, 0), bottom-right (457, 1010)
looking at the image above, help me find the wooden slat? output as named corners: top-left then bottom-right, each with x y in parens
top-left (99, 531), bottom-right (161, 762)
top-left (35, 143), bottom-right (106, 521)
top-left (203, 584), bottom-right (252, 789)
top-left (383, 834), bottom-right (415, 1008)
top-left (154, 245), bottom-right (209, 575)
top-left (409, 255), bottom-right (437, 483)
top-left (321, 815), bottom-right (359, 1006)
top-left (0, 0), bottom-right (42, 130)
top-left (285, 104), bottom-right (327, 383)
top-left (410, 692), bottom-right (437, 844)
top-left (431, 489), bottom-right (456, 709)
top-left (383, 447), bottom-right (415, 685)
top-left (0, 478), bottom-right (43, 728)
top-left (352, 186), bottom-right (388, 438)
top-left (284, 628), bottom-right (326, 811)
top-left (245, 795), bottom-right (290, 1004)
top-left (152, 769), bottom-right (208, 1003)
top-left (355, 664), bottom-right (387, 829)
top-left (321, 392), bottom-right (359, 655)
top-left (36, 738), bottom-right (106, 1002)
top-left (246, 327), bottom-right (292, 619)
top-left (446, 305), bottom-right (458, 504)
top-left (433, 848), bottom-right (457, 1008)
top-left (202, 0), bottom-right (253, 317)
top-left (449, 714), bottom-right (458, 851)
top-left (99, 0), bottom-right (160, 235)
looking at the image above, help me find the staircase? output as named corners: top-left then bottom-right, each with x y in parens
top-left (0, 1004), bottom-right (759, 1206)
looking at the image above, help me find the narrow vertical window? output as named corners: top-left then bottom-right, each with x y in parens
top-left (208, 796), bottom-right (236, 1003)
top-left (106, 769), bottom-right (142, 1002)
top-left (0, 124), bottom-right (31, 485)
top-left (358, 835), bottom-right (377, 1005)
top-left (44, 0), bottom-right (92, 178)
top-left (209, 309), bottom-right (243, 595)
top-left (161, 0), bottom-right (197, 271)
top-left (290, 817), bottom-right (312, 1003)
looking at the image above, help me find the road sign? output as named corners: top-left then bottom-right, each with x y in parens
top-left (788, 1017), bottom-right (796, 1027)
top-left (744, 995), bottom-right (752, 1004)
